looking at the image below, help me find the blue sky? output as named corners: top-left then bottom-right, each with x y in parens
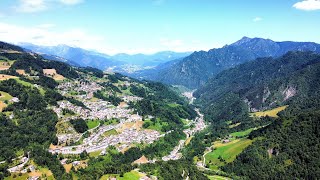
top-left (0, 0), bottom-right (319, 54)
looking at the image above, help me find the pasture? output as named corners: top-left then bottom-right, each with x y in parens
top-left (86, 120), bottom-right (100, 129)
top-left (205, 138), bottom-right (253, 168)
top-left (250, 105), bottom-right (288, 118)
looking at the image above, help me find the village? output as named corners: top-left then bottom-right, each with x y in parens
top-left (2, 74), bottom-right (208, 179)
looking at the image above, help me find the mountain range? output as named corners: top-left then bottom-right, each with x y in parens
top-left (192, 51), bottom-right (320, 179)
top-left (1, 40), bottom-right (320, 179)
top-left (20, 43), bottom-right (191, 72)
top-left (131, 37), bottom-right (320, 89)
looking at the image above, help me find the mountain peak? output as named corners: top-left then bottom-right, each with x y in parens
top-left (232, 36), bottom-right (253, 46)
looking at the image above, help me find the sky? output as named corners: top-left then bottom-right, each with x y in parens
top-left (0, 0), bottom-right (319, 55)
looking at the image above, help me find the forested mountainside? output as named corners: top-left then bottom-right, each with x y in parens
top-left (0, 42), bottom-right (207, 180)
top-left (191, 51), bottom-right (320, 179)
top-left (134, 37), bottom-right (320, 89)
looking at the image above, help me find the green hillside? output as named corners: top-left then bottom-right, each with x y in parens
top-left (192, 51), bottom-right (320, 179)
top-left (0, 43), bottom-right (204, 180)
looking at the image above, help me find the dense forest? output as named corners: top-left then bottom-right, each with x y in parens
top-left (129, 81), bottom-right (197, 132)
top-left (191, 51), bottom-right (320, 179)
top-left (0, 79), bottom-right (70, 179)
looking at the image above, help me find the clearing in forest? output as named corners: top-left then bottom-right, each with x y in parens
top-left (0, 101), bottom-right (6, 112)
top-left (0, 74), bottom-right (18, 81)
top-left (250, 105), bottom-right (288, 118)
top-left (43, 69), bottom-right (65, 81)
top-left (205, 138), bottom-right (253, 168)
top-left (15, 69), bottom-right (26, 76)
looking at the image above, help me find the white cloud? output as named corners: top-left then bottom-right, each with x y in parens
top-left (293, 0), bottom-right (320, 11)
top-left (15, 0), bottom-right (47, 13)
top-left (59, 0), bottom-right (83, 5)
top-left (0, 22), bottom-right (107, 52)
top-left (14, 0), bottom-right (84, 13)
top-left (36, 23), bottom-right (56, 29)
top-left (253, 17), bottom-right (262, 22)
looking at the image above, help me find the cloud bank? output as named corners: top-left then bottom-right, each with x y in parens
top-left (293, 0), bottom-right (320, 11)
top-left (15, 0), bottom-right (84, 13)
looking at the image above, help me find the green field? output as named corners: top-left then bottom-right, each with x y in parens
top-left (100, 170), bottom-right (142, 180)
top-left (89, 150), bottom-right (102, 158)
top-left (103, 129), bottom-right (118, 137)
top-left (143, 119), bottom-right (168, 132)
top-left (230, 128), bottom-right (255, 137)
top-left (15, 78), bottom-right (46, 95)
top-left (205, 139), bottom-right (253, 168)
top-left (168, 103), bottom-right (179, 107)
top-left (207, 175), bottom-right (231, 180)
top-left (0, 91), bottom-right (13, 101)
top-left (5, 174), bottom-right (29, 180)
top-left (86, 120), bottom-right (100, 129)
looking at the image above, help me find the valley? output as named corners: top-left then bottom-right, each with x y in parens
top-left (0, 26), bottom-right (319, 180)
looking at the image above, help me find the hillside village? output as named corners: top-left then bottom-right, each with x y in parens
top-left (0, 47), bottom-right (208, 179)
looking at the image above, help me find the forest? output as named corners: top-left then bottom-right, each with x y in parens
top-left (190, 51), bottom-right (320, 179)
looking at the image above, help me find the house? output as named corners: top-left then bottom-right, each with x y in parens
top-left (11, 97), bottom-right (19, 103)
top-left (222, 139), bottom-right (230, 143)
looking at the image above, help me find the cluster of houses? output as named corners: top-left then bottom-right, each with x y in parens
top-left (183, 108), bottom-right (206, 138)
top-left (49, 123), bottom-right (161, 155)
top-left (163, 108), bottom-right (207, 161)
top-left (162, 140), bottom-right (185, 161)
top-left (52, 78), bottom-right (147, 146)
top-left (7, 152), bottom-right (30, 174)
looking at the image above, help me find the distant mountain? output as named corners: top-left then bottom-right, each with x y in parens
top-left (135, 37), bottom-right (320, 89)
top-left (122, 57), bottom-right (184, 80)
top-left (20, 43), bottom-right (191, 72)
top-left (112, 51), bottom-right (191, 66)
top-left (20, 43), bottom-right (124, 70)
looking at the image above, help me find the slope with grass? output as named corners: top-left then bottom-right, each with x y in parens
top-left (205, 139), bottom-right (253, 169)
top-left (250, 105), bottom-right (288, 118)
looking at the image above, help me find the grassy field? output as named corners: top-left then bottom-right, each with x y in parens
top-left (103, 129), bottom-right (118, 137)
top-left (5, 174), bottom-right (29, 180)
top-left (86, 120), bottom-right (100, 129)
top-left (168, 103), bottom-right (179, 107)
top-left (89, 150), bottom-right (102, 158)
top-left (0, 91), bottom-right (13, 101)
top-left (205, 139), bottom-right (253, 168)
top-left (250, 105), bottom-right (288, 118)
top-left (143, 119), bottom-right (168, 132)
top-left (100, 170), bottom-right (142, 180)
top-left (207, 175), bottom-right (232, 180)
top-left (230, 128), bottom-right (255, 137)
top-left (229, 122), bottom-right (241, 128)
top-left (15, 78), bottom-right (46, 95)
